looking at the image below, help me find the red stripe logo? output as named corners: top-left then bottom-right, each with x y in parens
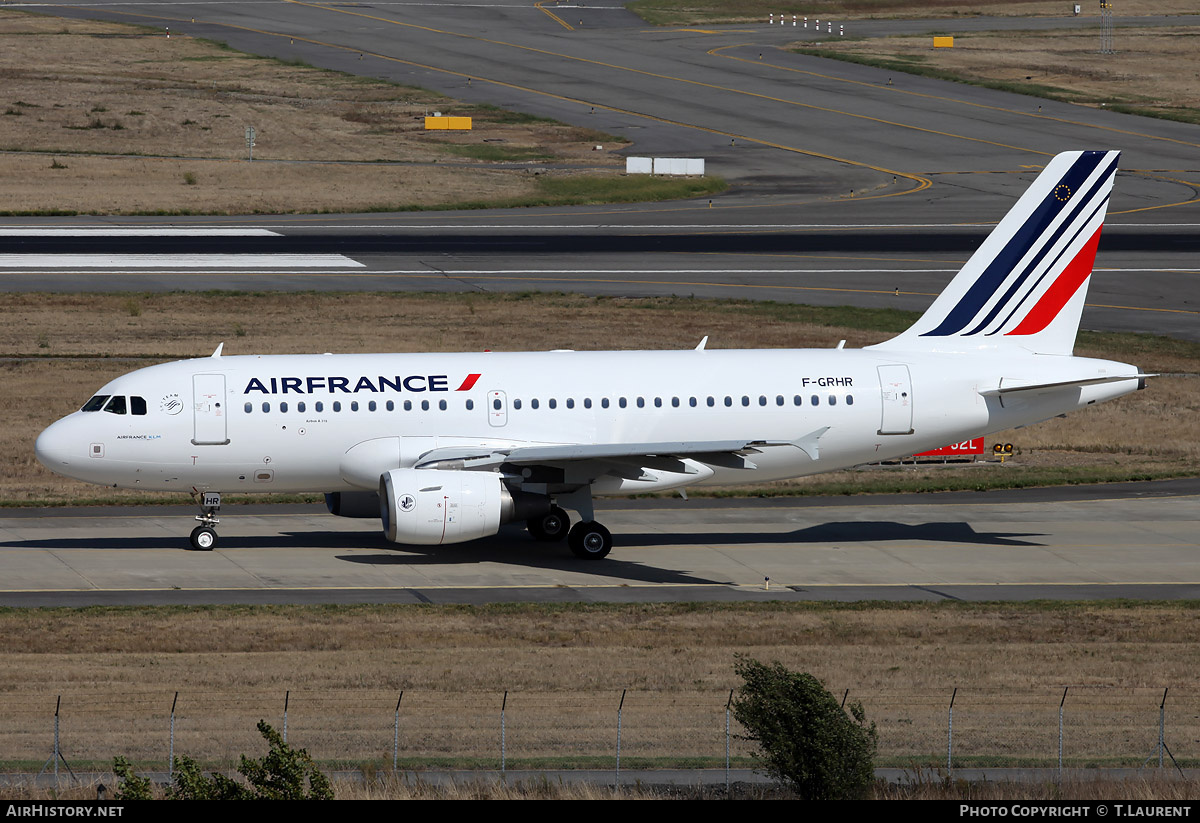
top-left (455, 373), bottom-right (482, 391)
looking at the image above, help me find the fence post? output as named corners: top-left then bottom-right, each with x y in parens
top-left (170, 692), bottom-right (179, 778)
top-left (725, 689), bottom-right (733, 794)
top-left (283, 690), bottom-right (289, 744)
top-left (1058, 687), bottom-right (1067, 783)
top-left (947, 688), bottom-right (957, 773)
top-left (1158, 688), bottom-right (1167, 769)
top-left (501, 691), bottom-right (508, 778)
top-left (393, 692), bottom-right (403, 772)
top-left (616, 689), bottom-right (626, 788)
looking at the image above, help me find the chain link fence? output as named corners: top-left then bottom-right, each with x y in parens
top-left (5, 686), bottom-right (1197, 775)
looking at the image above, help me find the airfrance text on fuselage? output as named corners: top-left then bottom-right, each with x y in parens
top-left (243, 374), bottom-right (480, 395)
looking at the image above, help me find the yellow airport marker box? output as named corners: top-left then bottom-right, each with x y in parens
top-left (425, 116), bottom-right (473, 130)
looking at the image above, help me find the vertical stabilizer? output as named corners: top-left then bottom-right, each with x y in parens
top-left (871, 150), bottom-right (1119, 355)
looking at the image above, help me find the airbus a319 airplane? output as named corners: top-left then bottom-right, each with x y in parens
top-left (36, 151), bottom-right (1147, 558)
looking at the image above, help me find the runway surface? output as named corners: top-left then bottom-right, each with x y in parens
top-left (4, 479), bottom-right (1199, 606)
top-left (1, 3), bottom-right (1199, 337)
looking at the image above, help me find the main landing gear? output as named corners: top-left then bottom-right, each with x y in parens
top-left (526, 497), bottom-right (614, 560)
top-left (190, 491), bottom-right (221, 551)
top-left (527, 505), bottom-right (570, 542)
top-left (567, 520), bottom-right (612, 560)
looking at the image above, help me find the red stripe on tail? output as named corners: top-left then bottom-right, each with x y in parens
top-left (1006, 226), bottom-right (1103, 337)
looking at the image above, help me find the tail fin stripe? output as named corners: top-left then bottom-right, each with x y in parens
top-left (918, 151), bottom-right (1108, 338)
top-left (964, 156), bottom-right (1116, 337)
top-left (986, 193), bottom-right (1109, 335)
top-left (1005, 225), bottom-right (1104, 336)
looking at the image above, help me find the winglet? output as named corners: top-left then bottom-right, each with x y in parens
top-left (210, 343), bottom-right (224, 358)
top-left (695, 336), bottom-right (709, 351)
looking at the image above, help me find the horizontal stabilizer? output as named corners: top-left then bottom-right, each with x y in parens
top-left (978, 373), bottom-right (1145, 397)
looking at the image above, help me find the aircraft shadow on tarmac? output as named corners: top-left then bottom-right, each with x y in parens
top-left (4, 528), bottom-right (721, 586)
top-left (618, 521), bottom-right (1046, 548)
top-left (5, 521), bottom-right (1043, 588)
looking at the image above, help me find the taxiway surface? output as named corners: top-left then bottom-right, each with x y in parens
top-left (4, 480), bottom-right (1199, 606)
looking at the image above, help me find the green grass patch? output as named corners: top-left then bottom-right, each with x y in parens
top-left (333, 173), bottom-right (729, 214)
top-left (439, 143), bottom-right (555, 163)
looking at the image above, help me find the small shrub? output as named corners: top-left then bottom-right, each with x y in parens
top-left (183, 172), bottom-right (197, 186)
top-left (114, 721), bottom-right (332, 800)
top-left (731, 656), bottom-right (877, 800)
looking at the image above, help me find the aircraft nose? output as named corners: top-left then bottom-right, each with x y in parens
top-left (35, 418), bottom-right (77, 472)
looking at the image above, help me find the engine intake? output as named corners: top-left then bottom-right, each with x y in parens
top-left (379, 468), bottom-right (548, 545)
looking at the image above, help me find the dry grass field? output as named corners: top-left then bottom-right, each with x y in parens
top-left (0, 11), bottom-right (712, 214)
top-left (794, 25), bottom-right (1200, 124)
top-left (4, 291), bottom-right (1198, 505)
top-left (629, 0), bottom-right (1199, 25)
top-left (3, 601), bottom-right (1200, 784)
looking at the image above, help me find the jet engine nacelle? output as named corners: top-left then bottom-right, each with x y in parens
top-left (380, 468), bottom-right (531, 545)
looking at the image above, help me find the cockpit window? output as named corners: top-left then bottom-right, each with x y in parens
top-left (103, 396), bottom-right (127, 415)
top-left (81, 395), bottom-right (110, 412)
top-left (131, 396), bottom-right (147, 416)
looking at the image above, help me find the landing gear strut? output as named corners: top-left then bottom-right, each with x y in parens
top-left (190, 491), bottom-right (221, 551)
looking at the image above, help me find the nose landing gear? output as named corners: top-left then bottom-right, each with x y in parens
top-left (190, 491), bottom-right (221, 551)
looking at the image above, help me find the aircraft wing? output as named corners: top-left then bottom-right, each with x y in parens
top-left (412, 427), bottom-right (831, 473)
top-left (414, 440), bottom-right (763, 472)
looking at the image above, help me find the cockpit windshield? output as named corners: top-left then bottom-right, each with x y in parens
top-left (80, 395), bottom-right (147, 415)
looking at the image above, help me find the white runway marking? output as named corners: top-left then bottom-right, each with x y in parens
top-left (0, 254), bottom-right (364, 268)
top-left (0, 229), bottom-right (282, 237)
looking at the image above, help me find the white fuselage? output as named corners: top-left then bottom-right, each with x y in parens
top-left (35, 347), bottom-right (1140, 496)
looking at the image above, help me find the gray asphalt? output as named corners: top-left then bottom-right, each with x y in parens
top-left (4, 479), bottom-right (1199, 606)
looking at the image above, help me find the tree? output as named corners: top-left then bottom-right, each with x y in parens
top-left (731, 656), bottom-right (877, 799)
